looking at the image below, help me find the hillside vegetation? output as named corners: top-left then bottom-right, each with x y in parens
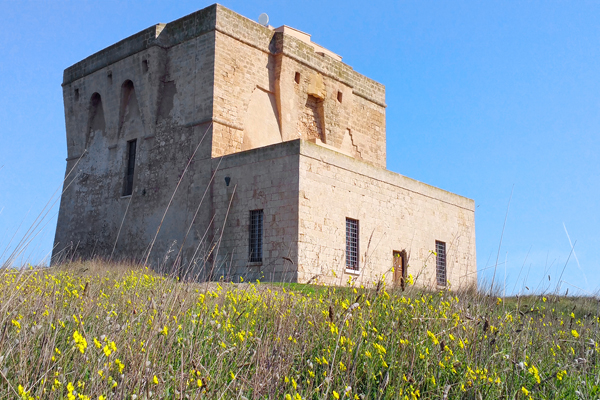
top-left (0, 262), bottom-right (598, 399)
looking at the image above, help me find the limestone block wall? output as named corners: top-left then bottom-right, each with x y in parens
top-left (272, 33), bottom-right (387, 168)
top-left (296, 141), bottom-right (477, 289)
top-left (210, 5), bottom-right (387, 168)
top-left (209, 141), bottom-right (300, 282)
top-left (54, 18), bottom-right (218, 263)
top-left (211, 28), bottom-right (277, 157)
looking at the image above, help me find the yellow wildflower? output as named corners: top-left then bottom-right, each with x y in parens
top-left (115, 358), bottom-right (125, 373)
top-left (73, 330), bottom-right (87, 354)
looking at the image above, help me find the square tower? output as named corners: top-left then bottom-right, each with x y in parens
top-left (54, 4), bottom-right (476, 288)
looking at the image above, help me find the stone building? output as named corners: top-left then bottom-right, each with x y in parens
top-left (53, 4), bottom-right (477, 288)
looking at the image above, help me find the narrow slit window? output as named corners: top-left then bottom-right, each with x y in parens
top-left (142, 59), bottom-right (149, 73)
top-left (346, 218), bottom-right (359, 271)
top-left (249, 209), bottom-right (264, 262)
top-left (337, 90), bottom-right (343, 103)
top-left (123, 139), bottom-right (137, 196)
top-left (436, 240), bottom-right (446, 286)
top-left (294, 72), bottom-right (301, 84)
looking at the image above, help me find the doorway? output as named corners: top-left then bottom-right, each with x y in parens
top-left (393, 250), bottom-right (407, 290)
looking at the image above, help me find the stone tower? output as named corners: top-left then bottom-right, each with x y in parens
top-left (54, 4), bottom-right (476, 288)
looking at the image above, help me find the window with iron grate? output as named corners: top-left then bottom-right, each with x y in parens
top-left (123, 139), bottom-right (137, 196)
top-left (249, 210), bottom-right (264, 263)
top-left (436, 240), bottom-right (446, 286)
top-left (346, 218), bottom-right (359, 271)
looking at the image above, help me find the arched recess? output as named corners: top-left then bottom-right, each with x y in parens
top-left (118, 80), bottom-right (145, 138)
top-left (297, 95), bottom-right (325, 142)
top-left (241, 88), bottom-right (282, 151)
top-left (85, 92), bottom-right (106, 148)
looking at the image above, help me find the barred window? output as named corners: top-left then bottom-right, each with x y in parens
top-left (436, 240), bottom-right (446, 286)
top-left (249, 210), bottom-right (264, 263)
top-left (346, 218), bottom-right (359, 271)
top-left (123, 139), bottom-right (137, 196)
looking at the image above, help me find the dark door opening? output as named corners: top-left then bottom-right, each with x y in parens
top-left (393, 250), bottom-right (407, 290)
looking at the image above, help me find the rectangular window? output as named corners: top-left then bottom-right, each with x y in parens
top-left (249, 209), bottom-right (264, 263)
top-left (436, 240), bottom-right (446, 286)
top-left (123, 139), bottom-right (137, 196)
top-left (346, 218), bottom-right (359, 271)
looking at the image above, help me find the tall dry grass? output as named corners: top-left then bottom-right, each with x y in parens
top-left (0, 260), bottom-right (598, 399)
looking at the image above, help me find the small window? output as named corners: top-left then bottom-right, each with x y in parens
top-left (123, 139), bottom-right (137, 196)
top-left (142, 59), bottom-right (149, 73)
top-left (294, 72), bottom-right (301, 84)
top-left (436, 241), bottom-right (446, 286)
top-left (249, 209), bottom-right (264, 262)
top-left (346, 218), bottom-right (359, 271)
top-left (337, 90), bottom-right (343, 103)
top-left (107, 71), bottom-right (113, 85)
top-left (74, 88), bottom-right (80, 101)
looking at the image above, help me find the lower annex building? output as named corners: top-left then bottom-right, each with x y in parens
top-left (53, 4), bottom-right (477, 288)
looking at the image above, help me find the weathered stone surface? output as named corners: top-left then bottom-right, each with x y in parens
top-left (53, 4), bottom-right (476, 289)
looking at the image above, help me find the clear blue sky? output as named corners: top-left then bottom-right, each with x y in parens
top-left (1, 0), bottom-right (598, 295)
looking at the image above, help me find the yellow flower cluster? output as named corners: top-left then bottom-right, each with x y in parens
top-left (0, 264), bottom-right (598, 399)
top-left (73, 330), bottom-right (87, 354)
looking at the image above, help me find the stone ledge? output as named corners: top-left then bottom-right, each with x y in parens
top-left (298, 140), bottom-right (475, 212)
top-left (62, 3), bottom-right (386, 110)
top-left (62, 5), bottom-right (218, 85)
top-left (212, 139), bottom-right (301, 171)
top-left (208, 139), bottom-right (474, 212)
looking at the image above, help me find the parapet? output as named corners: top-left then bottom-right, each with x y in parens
top-left (62, 5), bottom-right (218, 85)
top-left (273, 26), bottom-right (342, 62)
top-left (62, 4), bottom-right (385, 107)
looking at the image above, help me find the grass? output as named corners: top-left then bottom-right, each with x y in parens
top-left (0, 261), bottom-right (599, 399)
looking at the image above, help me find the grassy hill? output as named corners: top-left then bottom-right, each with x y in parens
top-left (0, 261), bottom-right (598, 399)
